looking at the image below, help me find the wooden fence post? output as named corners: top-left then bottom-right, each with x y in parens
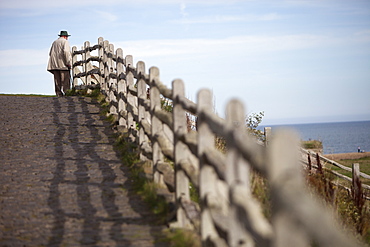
top-left (352, 163), bottom-right (360, 192)
top-left (173, 79), bottom-right (191, 228)
top-left (108, 43), bottom-right (118, 116)
top-left (149, 67), bottom-right (163, 184)
top-left (268, 130), bottom-right (309, 247)
top-left (84, 41), bottom-right (92, 85)
top-left (116, 48), bottom-right (127, 130)
top-left (197, 89), bottom-right (219, 244)
top-left (137, 61), bottom-right (149, 159)
top-left (316, 153), bottom-right (323, 174)
top-left (225, 99), bottom-right (253, 246)
top-left (103, 40), bottom-right (110, 96)
top-left (264, 127), bottom-right (271, 146)
top-left (72, 46), bottom-right (79, 87)
top-left (101, 40), bottom-right (110, 96)
top-left (352, 163), bottom-right (363, 209)
top-left (225, 99), bottom-right (250, 187)
top-left (125, 55), bottom-right (136, 141)
top-left (98, 37), bottom-right (104, 91)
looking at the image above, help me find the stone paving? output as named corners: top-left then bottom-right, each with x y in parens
top-left (0, 95), bottom-right (169, 247)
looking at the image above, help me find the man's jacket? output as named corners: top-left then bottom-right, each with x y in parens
top-left (47, 37), bottom-right (72, 72)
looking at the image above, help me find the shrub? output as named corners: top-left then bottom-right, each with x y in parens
top-left (302, 140), bottom-right (323, 149)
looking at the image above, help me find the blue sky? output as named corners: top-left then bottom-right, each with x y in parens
top-left (0, 0), bottom-right (369, 125)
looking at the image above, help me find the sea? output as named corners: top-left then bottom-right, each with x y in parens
top-left (260, 121), bottom-right (370, 154)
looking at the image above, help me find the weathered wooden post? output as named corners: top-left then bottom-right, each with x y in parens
top-left (137, 61), bottom-right (149, 158)
top-left (72, 46), bottom-right (79, 87)
top-left (116, 48), bottom-right (127, 130)
top-left (102, 40), bottom-right (110, 97)
top-left (98, 37), bottom-right (104, 91)
top-left (352, 163), bottom-right (363, 209)
top-left (107, 43), bottom-right (117, 117)
top-left (172, 79), bottom-right (191, 228)
top-left (352, 163), bottom-right (360, 192)
top-left (226, 99), bottom-right (250, 187)
top-left (197, 89), bottom-right (219, 244)
top-left (225, 99), bottom-right (253, 246)
top-left (264, 127), bottom-right (271, 146)
top-left (149, 67), bottom-right (164, 184)
top-left (268, 130), bottom-right (309, 247)
top-left (84, 41), bottom-right (92, 85)
top-left (125, 55), bottom-right (136, 141)
top-left (316, 152), bottom-right (323, 174)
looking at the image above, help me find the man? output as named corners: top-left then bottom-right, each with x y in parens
top-left (47, 31), bottom-right (72, 96)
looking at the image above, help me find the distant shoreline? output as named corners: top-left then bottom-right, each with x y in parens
top-left (323, 152), bottom-right (370, 160)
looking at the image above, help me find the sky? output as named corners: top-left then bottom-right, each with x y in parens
top-left (0, 0), bottom-right (369, 125)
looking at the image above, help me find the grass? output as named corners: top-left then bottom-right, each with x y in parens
top-left (164, 228), bottom-right (201, 247)
top-left (302, 140), bottom-right (323, 154)
top-left (302, 140), bottom-right (323, 149)
top-left (251, 171), bottom-right (271, 219)
top-left (306, 171), bottom-right (370, 244)
top-left (0, 93), bottom-right (54, 97)
top-left (334, 157), bottom-right (370, 174)
top-left (324, 157), bottom-right (370, 186)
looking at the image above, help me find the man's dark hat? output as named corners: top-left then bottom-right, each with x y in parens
top-left (58, 31), bottom-right (71, 37)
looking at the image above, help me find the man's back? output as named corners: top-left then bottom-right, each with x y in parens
top-left (48, 37), bottom-right (71, 71)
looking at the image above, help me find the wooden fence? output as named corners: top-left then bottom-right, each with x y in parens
top-left (72, 37), bottom-right (363, 247)
top-left (301, 149), bottom-right (370, 200)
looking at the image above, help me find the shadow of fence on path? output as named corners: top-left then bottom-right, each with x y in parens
top-left (47, 97), bottom-right (167, 246)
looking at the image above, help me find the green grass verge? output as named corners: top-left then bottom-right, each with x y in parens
top-left (335, 157), bottom-right (370, 174)
top-left (302, 140), bottom-right (323, 149)
top-left (164, 228), bottom-right (201, 247)
top-left (114, 135), bottom-right (170, 219)
top-left (324, 157), bottom-right (370, 186)
top-left (0, 94), bottom-right (54, 97)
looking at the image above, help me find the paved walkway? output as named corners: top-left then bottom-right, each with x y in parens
top-left (0, 95), bottom-right (168, 247)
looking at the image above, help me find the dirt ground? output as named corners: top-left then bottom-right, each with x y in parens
top-left (0, 96), bottom-right (169, 246)
top-left (323, 152), bottom-right (370, 160)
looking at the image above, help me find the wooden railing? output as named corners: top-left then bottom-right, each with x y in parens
top-left (72, 37), bottom-right (363, 247)
top-left (302, 149), bottom-right (370, 200)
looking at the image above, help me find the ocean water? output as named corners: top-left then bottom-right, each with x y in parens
top-left (262, 121), bottom-right (370, 154)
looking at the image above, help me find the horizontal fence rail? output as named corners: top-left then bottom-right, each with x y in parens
top-left (301, 149), bottom-right (370, 201)
top-left (72, 37), bottom-right (364, 247)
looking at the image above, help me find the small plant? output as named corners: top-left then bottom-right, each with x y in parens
top-left (302, 140), bottom-right (323, 149)
top-left (189, 182), bottom-right (199, 204)
top-left (65, 87), bottom-right (88, 96)
top-left (246, 111), bottom-right (265, 142)
top-left (165, 228), bottom-right (201, 247)
top-left (215, 136), bottom-right (227, 153)
top-left (87, 88), bottom-right (101, 98)
top-left (113, 133), bottom-right (170, 223)
top-left (250, 170), bottom-right (271, 219)
top-left (139, 181), bottom-right (170, 217)
top-left (161, 97), bottom-right (173, 113)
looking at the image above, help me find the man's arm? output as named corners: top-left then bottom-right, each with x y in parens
top-left (64, 40), bottom-right (72, 69)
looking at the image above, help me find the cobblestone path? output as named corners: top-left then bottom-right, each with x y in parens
top-left (0, 96), bottom-right (169, 247)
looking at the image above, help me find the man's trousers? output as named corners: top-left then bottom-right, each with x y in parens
top-left (51, 70), bottom-right (70, 96)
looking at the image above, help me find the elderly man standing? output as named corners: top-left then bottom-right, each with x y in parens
top-left (47, 31), bottom-right (72, 97)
